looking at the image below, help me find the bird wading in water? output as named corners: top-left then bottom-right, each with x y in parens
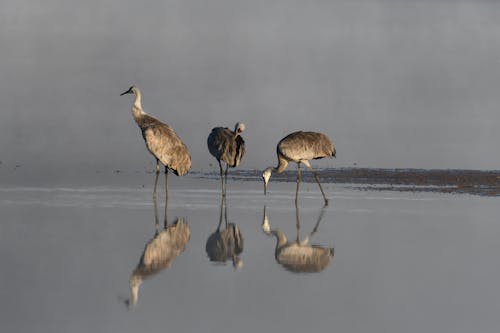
top-left (207, 122), bottom-right (246, 197)
top-left (262, 131), bottom-right (335, 205)
top-left (121, 86), bottom-right (191, 212)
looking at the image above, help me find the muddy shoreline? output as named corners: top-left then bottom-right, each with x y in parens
top-left (212, 168), bottom-right (500, 196)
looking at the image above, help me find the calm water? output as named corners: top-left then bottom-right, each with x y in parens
top-left (1, 176), bottom-right (499, 333)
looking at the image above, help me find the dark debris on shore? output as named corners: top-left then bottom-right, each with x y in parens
top-left (196, 168), bottom-right (500, 197)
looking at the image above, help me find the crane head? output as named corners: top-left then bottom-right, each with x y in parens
top-left (120, 86), bottom-right (136, 96)
top-left (262, 167), bottom-right (272, 195)
top-left (234, 122), bottom-right (246, 136)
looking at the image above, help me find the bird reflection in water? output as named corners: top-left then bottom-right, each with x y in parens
top-left (261, 204), bottom-right (334, 273)
top-left (125, 196), bottom-right (190, 308)
top-left (205, 198), bottom-right (244, 269)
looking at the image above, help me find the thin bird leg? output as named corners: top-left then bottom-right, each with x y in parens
top-left (164, 167), bottom-right (169, 228)
top-left (309, 204), bottom-right (327, 238)
top-left (217, 198), bottom-right (224, 231)
top-left (153, 188), bottom-right (160, 234)
top-left (153, 160), bottom-right (161, 201)
top-left (222, 189), bottom-right (227, 207)
top-left (295, 200), bottom-right (301, 243)
top-left (224, 164), bottom-right (229, 197)
top-left (303, 161), bottom-right (329, 206)
top-left (295, 163), bottom-right (302, 206)
top-left (218, 160), bottom-right (225, 197)
top-left (223, 195), bottom-right (228, 228)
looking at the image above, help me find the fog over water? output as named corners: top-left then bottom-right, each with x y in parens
top-left (1, 0), bottom-right (499, 177)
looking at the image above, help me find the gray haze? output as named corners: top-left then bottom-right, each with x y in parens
top-left (1, 0), bottom-right (499, 175)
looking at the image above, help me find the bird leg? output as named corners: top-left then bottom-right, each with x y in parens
top-left (295, 200), bottom-right (301, 243)
top-left (309, 204), bottom-right (327, 238)
top-left (153, 188), bottom-right (160, 234)
top-left (223, 195), bottom-right (228, 228)
top-left (303, 161), bottom-right (329, 206)
top-left (295, 163), bottom-right (302, 206)
top-left (217, 198), bottom-right (224, 231)
top-left (218, 160), bottom-right (225, 198)
top-left (224, 164), bottom-right (229, 198)
top-left (153, 160), bottom-right (161, 201)
top-left (164, 167), bottom-right (169, 228)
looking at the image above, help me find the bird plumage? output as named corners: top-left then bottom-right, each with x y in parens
top-left (262, 206), bottom-right (334, 273)
top-left (205, 199), bottom-right (244, 268)
top-left (278, 131), bottom-right (335, 163)
top-left (207, 122), bottom-right (246, 196)
top-left (262, 131), bottom-right (335, 205)
top-left (143, 124), bottom-right (191, 176)
top-left (207, 125), bottom-right (246, 168)
top-left (275, 243), bottom-right (334, 273)
top-left (206, 223), bottom-right (244, 267)
top-left (121, 85), bottom-right (191, 176)
top-left (127, 218), bottom-right (190, 307)
top-left (135, 219), bottom-right (190, 276)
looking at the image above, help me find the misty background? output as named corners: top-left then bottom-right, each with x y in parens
top-left (1, 0), bottom-right (499, 178)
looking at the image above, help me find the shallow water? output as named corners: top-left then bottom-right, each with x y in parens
top-left (1, 176), bottom-right (499, 333)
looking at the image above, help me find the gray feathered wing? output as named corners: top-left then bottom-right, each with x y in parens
top-left (207, 127), bottom-right (245, 167)
top-left (143, 124), bottom-right (191, 176)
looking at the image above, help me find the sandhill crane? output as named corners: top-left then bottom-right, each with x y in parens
top-left (120, 86), bottom-right (191, 204)
top-left (205, 198), bottom-right (244, 269)
top-left (261, 205), bottom-right (333, 273)
top-left (207, 123), bottom-right (246, 197)
top-left (125, 196), bottom-right (190, 308)
top-left (262, 131), bottom-right (335, 205)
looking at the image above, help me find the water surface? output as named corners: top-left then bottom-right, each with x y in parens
top-left (1, 176), bottom-right (499, 333)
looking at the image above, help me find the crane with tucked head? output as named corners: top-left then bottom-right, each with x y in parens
top-left (121, 85), bottom-right (191, 203)
top-left (262, 131), bottom-right (335, 205)
top-left (207, 122), bottom-right (246, 197)
top-left (205, 198), bottom-right (244, 269)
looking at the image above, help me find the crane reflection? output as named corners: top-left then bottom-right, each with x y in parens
top-left (205, 197), bottom-right (244, 269)
top-left (125, 196), bottom-right (190, 308)
top-left (261, 204), bottom-right (334, 273)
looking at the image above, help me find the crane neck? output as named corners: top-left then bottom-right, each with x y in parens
top-left (128, 274), bottom-right (142, 307)
top-left (131, 92), bottom-right (145, 122)
top-left (270, 230), bottom-right (288, 250)
top-left (263, 211), bottom-right (288, 252)
top-left (274, 155), bottom-right (288, 174)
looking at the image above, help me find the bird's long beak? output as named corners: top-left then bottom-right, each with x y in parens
top-left (120, 88), bottom-right (132, 96)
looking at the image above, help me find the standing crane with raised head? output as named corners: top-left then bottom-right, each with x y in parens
top-left (207, 122), bottom-right (246, 197)
top-left (121, 86), bottom-right (191, 204)
top-left (262, 131), bottom-right (335, 205)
